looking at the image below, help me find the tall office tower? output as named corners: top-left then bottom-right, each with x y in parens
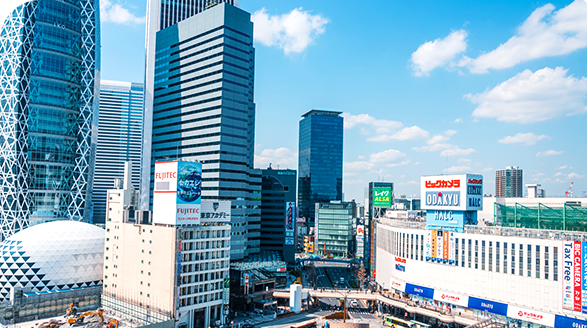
top-left (261, 166), bottom-right (297, 263)
top-left (150, 3), bottom-right (260, 261)
top-left (496, 166), bottom-right (523, 198)
top-left (0, 0), bottom-right (100, 238)
top-left (93, 81), bottom-right (144, 223)
top-left (141, 0), bottom-right (239, 211)
top-left (298, 110), bottom-right (343, 225)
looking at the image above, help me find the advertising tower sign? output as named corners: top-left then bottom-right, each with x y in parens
top-left (153, 161), bottom-right (202, 225)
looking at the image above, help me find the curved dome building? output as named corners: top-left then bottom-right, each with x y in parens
top-left (0, 221), bottom-right (104, 301)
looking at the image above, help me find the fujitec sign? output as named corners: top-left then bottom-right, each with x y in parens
top-left (153, 161), bottom-right (202, 225)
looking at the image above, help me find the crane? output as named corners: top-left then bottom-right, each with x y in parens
top-left (565, 182), bottom-right (574, 198)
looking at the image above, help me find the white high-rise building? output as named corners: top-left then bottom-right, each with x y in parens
top-left (94, 81), bottom-right (144, 223)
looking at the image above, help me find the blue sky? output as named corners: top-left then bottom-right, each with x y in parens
top-left (96, 0), bottom-right (587, 202)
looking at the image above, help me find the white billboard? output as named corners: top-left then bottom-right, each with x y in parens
top-left (153, 161), bottom-right (202, 225)
top-left (420, 174), bottom-right (483, 211)
top-left (201, 201), bottom-right (231, 223)
top-left (357, 225), bottom-right (365, 236)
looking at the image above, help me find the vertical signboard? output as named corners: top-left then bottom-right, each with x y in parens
top-left (153, 161), bottom-right (202, 225)
top-left (575, 241), bottom-right (583, 312)
top-left (430, 230), bottom-right (437, 259)
top-left (373, 187), bottom-right (392, 207)
top-left (443, 231), bottom-right (450, 261)
top-left (437, 231), bottom-right (444, 262)
top-left (176, 161), bottom-right (202, 224)
top-left (425, 231), bottom-right (431, 259)
top-left (285, 202), bottom-right (295, 232)
top-left (563, 241), bottom-right (574, 310)
top-left (583, 241), bottom-right (587, 313)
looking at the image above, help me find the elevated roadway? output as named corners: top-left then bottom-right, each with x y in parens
top-left (273, 289), bottom-right (478, 327)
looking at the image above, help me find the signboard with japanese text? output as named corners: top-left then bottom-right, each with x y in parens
top-left (200, 200), bottom-right (231, 223)
top-left (285, 202), bottom-right (295, 232)
top-left (421, 174), bottom-right (483, 211)
top-left (153, 161), bottom-right (202, 225)
top-left (373, 187), bottom-right (392, 207)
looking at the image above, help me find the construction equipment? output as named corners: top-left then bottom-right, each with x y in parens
top-left (67, 308), bottom-right (105, 324)
top-left (103, 320), bottom-right (119, 328)
top-left (566, 182), bottom-right (574, 198)
top-left (64, 302), bottom-right (78, 318)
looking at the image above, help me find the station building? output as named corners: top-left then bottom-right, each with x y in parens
top-left (375, 174), bottom-right (587, 328)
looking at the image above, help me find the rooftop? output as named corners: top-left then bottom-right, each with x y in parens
top-left (301, 109), bottom-right (342, 118)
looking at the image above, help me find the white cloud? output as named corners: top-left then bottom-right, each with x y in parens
top-left (536, 150), bottom-right (564, 157)
top-left (100, 0), bottom-right (144, 24)
top-left (254, 147), bottom-right (297, 169)
top-left (453, 118), bottom-right (463, 123)
top-left (358, 155), bottom-right (365, 159)
top-left (443, 166), bottom-right (472, 174)
top-left (386, 160), bottom-right (411, 168)
top-left (568, 172), bottom-right (585, 179)
top-left (457, 158), bottom-right (471, 164)
top-left (367, 126), bottom-right (429, 142)
top-left (369, 149), bottom-right (407, 163)
top-left (411, 29), bottom-right (468, 76)
top-left (497, 132), bottom-right (550, 146)
top-left (341, 113), bottom-right (402, 130)
top-left (482, 167), bottom-right (494, 172)
top-left (558, 165), bottom-right (569, 169)
top-left (466, 67), bottom-right (587, 124)
top-left (554, 172), bottom-right (564, 177)
top-left (344, 161), bottom-right (375, 172)
top-left (251, 7), bottom-right (329, 55)
top-left (440, 147), bottom-right (476, 157)
top-left (459, 1), bottom-right (587, 73)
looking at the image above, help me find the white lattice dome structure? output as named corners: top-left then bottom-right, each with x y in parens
top-left (0, 221), bottom-right (104, 301)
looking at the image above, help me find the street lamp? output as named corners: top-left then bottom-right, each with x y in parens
top-left (315, 274), bottom-right (325, 289)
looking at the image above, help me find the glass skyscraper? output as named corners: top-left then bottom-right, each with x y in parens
top-left (141, 0), bottom-right (238, 211)
top-left (151, 3), bottom-right (260, 261)
top-left (0, 0), bottom-right (100, 238)
top-left (298, 110), bottom-right (343, 225)
top-left (93, 81), bottom-right (143, 223)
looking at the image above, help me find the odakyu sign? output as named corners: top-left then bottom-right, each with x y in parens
top-left (421, 174), bottom-right (483, 211)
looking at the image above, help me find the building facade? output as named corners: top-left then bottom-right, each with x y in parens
top-left (93, 81), bottom-right (143, 223)
top-left (298, 110), bottom-right (343, 225)
top-left (150, 3), bottom-right (260, 261)
top-left (260, 166), bottom-right (297, 263)
top-left (495, 166), bottom-right (523, 198)
top-left (375, 217), bottom-right (587, 328)
top-left (315, 201), bottom-right (356, 257)
top-left (0, 0), bottom-right (100, 237)
top-left (140, 0), bottom-right (239, 211)
top-left (366, 182), bottom-right (393, 276)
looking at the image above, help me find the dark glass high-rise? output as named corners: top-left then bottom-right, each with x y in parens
top-left (298, 110), bottom-right (343, 225)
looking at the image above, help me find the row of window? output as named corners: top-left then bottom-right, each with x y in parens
top-left (391, 230), bottom-right (559, 281)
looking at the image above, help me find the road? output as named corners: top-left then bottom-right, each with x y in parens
top-left (255, 311), bottom-right (385, 328)
top-left (324, 266), bottom-right (353, 289)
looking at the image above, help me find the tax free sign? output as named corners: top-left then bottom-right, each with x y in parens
top-left (420, 174), bottom-right (483, 211)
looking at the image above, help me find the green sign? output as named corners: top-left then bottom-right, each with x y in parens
top-left (373, 187), bottom-right (392, 207)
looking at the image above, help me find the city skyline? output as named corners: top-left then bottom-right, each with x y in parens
top-left (25, 0), bottom-right (586, 203)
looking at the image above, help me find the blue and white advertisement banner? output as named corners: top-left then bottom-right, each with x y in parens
top-left (467, 297), bottom-right (508, 316)
top-left (507, 305), bottom-right (555, 327)
top-left (554, 315), bottom-right (587, 328)
top-left (405, 283), bottom-right (434, 299)
top-left (433, 289), bottom-right (469, 307)
top-left (564, 240), bottom-right (575, 310)
top-left (426, 210), bottom-right (465, 232)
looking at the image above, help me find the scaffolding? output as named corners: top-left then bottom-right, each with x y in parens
top-left (494, 202), bottom-right (587, 231)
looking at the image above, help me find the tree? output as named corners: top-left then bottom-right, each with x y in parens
top-left (356, 262), bottom-right (367, 291)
